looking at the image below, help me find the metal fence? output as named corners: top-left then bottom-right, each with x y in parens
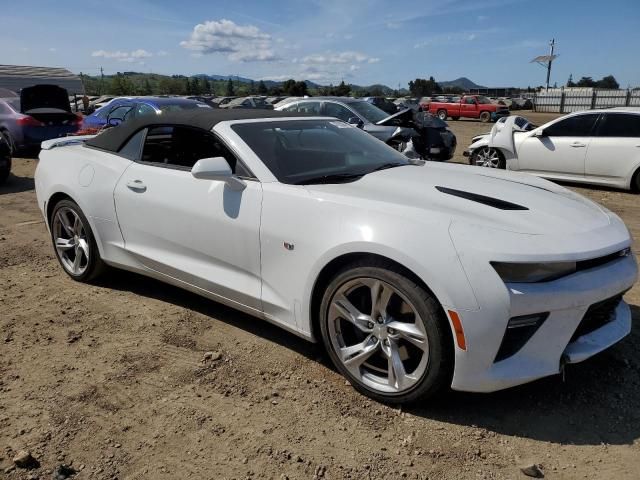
top-left (534, 88), bottom-right (640, 113)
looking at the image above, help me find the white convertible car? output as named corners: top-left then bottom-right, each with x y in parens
top-left (465, 108), bottom-right (640, 191)
top-left (35, 110), bottom-right (637, 403)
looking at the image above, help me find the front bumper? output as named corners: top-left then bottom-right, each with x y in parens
top-left (447, 220), bottom-right (637, 393)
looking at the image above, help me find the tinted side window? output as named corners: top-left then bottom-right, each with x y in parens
top-left (544, 114), bottom-right (599, 137)
top-left (140, 126), bottom-right (250, 175)
top-left (323, 102), bottom-right (353, 122)
top-left (136, 103), bottom-right (156, 117)
top-left (119, 129), bottom-right (146, 160)
top-left (465, 97), bottom-right (476, 105)
top-left (108, 105), bottom-right (134, 121)
top-left (596, 113), bottom-right (640, 138)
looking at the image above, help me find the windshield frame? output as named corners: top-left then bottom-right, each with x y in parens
top-left (347, 101), bottom-right (390, 124)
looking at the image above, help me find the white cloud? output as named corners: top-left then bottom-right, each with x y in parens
top-left (49, 47), bottom-right (57, 53)
top-left (386, 21), bottom-right (401, 29)
top-left (301, 51), bottom-right (379, 65)
top-left (414, 29), bottom-right (496, 48)
top-left (180, 18), bottom-right (278, 62)
top-left (156, 50), bottom-right (169, 56)
top-left (91, 49), bottom-right (153, 62)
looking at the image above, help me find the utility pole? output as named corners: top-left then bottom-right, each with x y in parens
top-left (530, 39), bottom-right (558, 92)
top-left (546, 39), bottom-right (555, 91)
top-left (100, 66), bottom-right (104, 95)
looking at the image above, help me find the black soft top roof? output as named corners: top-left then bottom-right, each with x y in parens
top-left (85, 108), bottom-right (310, 153)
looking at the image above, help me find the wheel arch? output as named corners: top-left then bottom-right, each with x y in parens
top-left (308, 252), bottom-right (454, 351)
top-left (631, 164), bottom-right (640, 192)
top-left (46, 191), bottom-right (76, 227)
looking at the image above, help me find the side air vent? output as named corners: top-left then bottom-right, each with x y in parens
top-left (436, 186), bottom-right (529, 211)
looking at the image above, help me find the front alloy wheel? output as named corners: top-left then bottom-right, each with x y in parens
top-left (320, 261), bottom-right (452, 403)
top-left (471, 147), bottom-right (504, 169)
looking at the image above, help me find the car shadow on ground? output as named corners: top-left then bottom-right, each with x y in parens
top-left (410, 303), bottom-right (640, 446)
top-left (95, 269), bottom-right (319, 361)
top-left (97, 269), bottom-right (640, 446)
top-left (0, 173), bottom-right (35, 195)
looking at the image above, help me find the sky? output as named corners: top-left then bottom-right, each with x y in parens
top-left (1, 0), bottom-right (639, 88)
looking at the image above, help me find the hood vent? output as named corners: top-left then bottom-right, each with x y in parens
top-left (436, 186), bottom-right (529, 211)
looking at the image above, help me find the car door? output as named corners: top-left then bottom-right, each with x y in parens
top-left (585, 112), bottom-right (640, 185)
top-left (461, 97), bottom-right (478, 118)
top-left (113, 125), bottom-right (263, 311)
top-left (516, 113), bottom-right (599, 177)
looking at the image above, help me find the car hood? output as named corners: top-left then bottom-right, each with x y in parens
top-left (303, 163), bottom-right (612, 235)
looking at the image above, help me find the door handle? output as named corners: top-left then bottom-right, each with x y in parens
top-left (126, 179), bottom-right (147, 192)
top-left (570, 142), bottom-right (586, 147)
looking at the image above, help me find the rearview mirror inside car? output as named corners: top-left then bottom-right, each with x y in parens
top-left (191, 157), bottom-right (246, 191)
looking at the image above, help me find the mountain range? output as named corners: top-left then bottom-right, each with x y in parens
top-left (194, 74), bottom-right (485, 92)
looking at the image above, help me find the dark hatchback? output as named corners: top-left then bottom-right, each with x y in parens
top-left (0, 85), bottom-right (81, 152)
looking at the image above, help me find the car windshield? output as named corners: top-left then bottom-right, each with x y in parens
top-left (477, 96), bottom-right (492, 104)
top-left (232, 119), bottom-right (410, 184)
top-left (348, 101), bottom-right (389, 124)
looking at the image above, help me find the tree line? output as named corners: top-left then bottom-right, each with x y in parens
top-left (566, 74), bottom-right (620, 89)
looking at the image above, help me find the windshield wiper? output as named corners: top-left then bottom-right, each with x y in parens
top-left (295, 172), bottom-right (365, 185)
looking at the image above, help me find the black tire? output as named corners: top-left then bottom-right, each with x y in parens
top-left (319, 258), bottom-right (453, 404)
top-left (470, 147), bottom-right (505, 169)
top-left (479, 111), bottom-right (491, 123)
top-left (436, 110), bottom-right (448, 121)
top-left (0, 130), bottom-right (15, 154)
top-left (50, 199), bottom-right (106, 282)
top-left (632, 168), bottom-right (640, 193)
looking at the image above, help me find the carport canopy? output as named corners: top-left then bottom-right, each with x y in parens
top-left (0, 65), bottom-right (85, 96)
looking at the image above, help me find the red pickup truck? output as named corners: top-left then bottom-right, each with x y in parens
top-left (426, 95), bottom-right (509, 123)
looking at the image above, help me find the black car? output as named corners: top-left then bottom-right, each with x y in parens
top-left (276, 96), bottom-right (456, 161)
top-left (0, 133), bottom-right (11, 184)
top-left (362, 96), bottom-right (398, 115)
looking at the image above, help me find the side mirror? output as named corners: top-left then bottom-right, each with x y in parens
top-left (347, 117), bottom-right (364, 128)
top-left (533, 128), bottom-right (546, 137)
top-left (191, 157), bottom-right (246, 191)
top-left (108, 117), bottom-right (123, 127)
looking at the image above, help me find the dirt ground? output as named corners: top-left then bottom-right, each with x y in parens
top-left (1, 111), bottom-right (639, 480)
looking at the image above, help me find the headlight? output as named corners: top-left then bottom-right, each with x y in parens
top-left (491, 261), bottom-right (576, 283)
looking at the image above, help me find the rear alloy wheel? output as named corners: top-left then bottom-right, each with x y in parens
top-left (437, 110), bottom-right (448, 121)
top-left (479, 111), bottom-right (491, 123)
top-left (50, 200), bottom-right (105, 282)
top-left (471, 147), bottom-right (505, 169)
top-left (319, 261), bottom-right (452, 403)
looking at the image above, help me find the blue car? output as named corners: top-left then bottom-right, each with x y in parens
top-left (82, 97), bottom-right (211, 129)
